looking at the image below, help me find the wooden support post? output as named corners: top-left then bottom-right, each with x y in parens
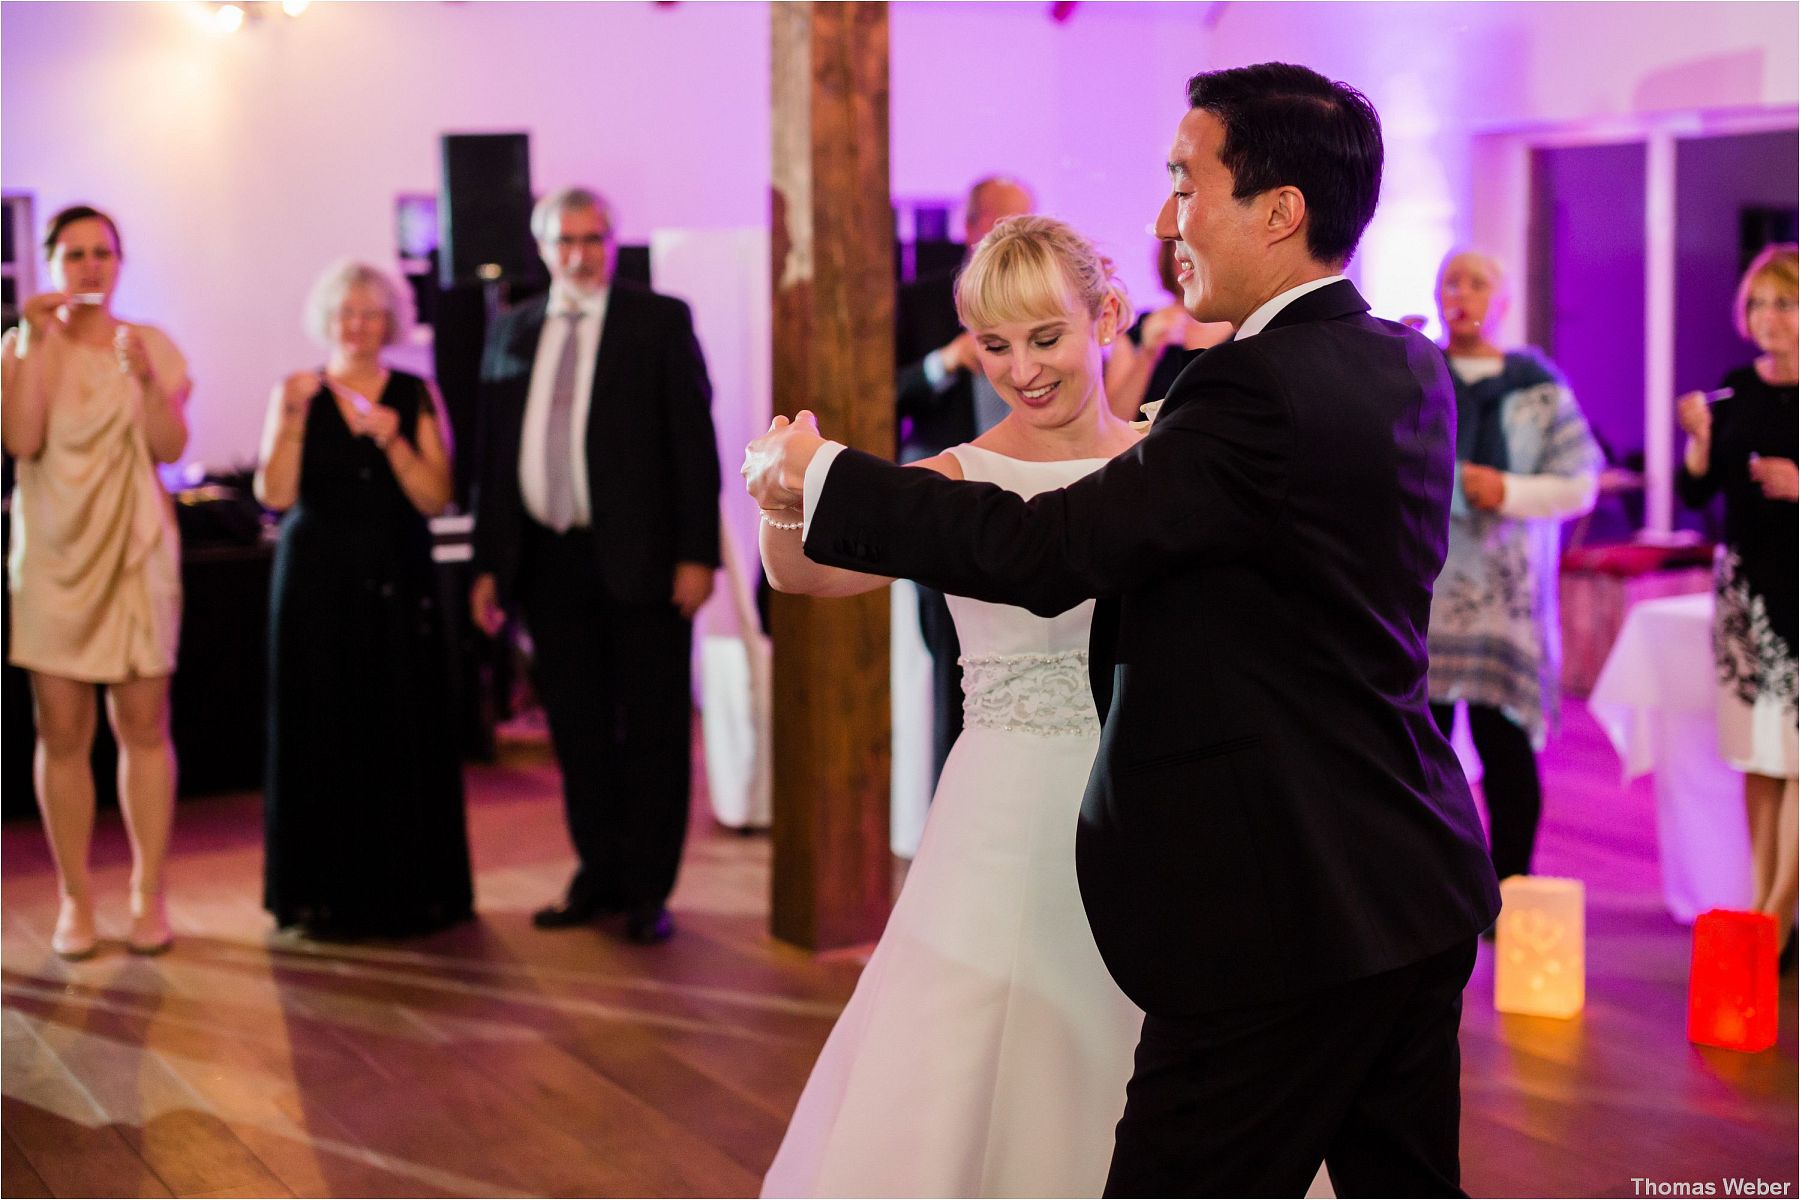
top-left (768, 0), bottom-right (895, 949)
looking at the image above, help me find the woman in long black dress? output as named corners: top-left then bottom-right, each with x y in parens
top-left (255, 260), bottom-right (472, 936)
top-left (1676, 243), bottom-right (1798, 956)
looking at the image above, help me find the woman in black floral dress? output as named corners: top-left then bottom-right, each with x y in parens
top-left (1677, 243), bottom-right (1798, 956)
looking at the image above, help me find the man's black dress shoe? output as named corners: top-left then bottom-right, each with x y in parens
top-left (626, 907), bottom-right (674, 945)
top-left (532, 899), bottom-right (607, 929)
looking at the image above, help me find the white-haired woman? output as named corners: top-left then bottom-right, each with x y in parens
top-left (2, 204), bottom-right (190, 959)
top-left (1427, 249), bottom-right (1602, 890)
top-left (255, 260), bottom-right (472, 937)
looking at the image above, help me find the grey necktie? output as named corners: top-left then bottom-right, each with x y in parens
top-left (542, 309), bottom-right (582, 532)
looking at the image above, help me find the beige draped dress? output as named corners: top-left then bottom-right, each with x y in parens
top-left (6, 325), bottom-right (186, 683)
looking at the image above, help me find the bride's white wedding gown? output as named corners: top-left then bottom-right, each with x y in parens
top-left (762, 446), bottom-right (1141, 1198)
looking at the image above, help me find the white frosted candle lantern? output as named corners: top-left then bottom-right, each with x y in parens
top-left (1494, 875), bottom-right (1585, 1019)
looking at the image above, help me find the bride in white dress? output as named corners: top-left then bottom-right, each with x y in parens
top-left (757, 216), bottom-right (1143, 1198)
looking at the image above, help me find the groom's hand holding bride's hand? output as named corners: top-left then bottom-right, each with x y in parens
top-left (743, 411), bottom-right (825, 512)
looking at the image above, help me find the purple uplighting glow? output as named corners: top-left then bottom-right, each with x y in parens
top-left (0, 1), bottom-right (1793, 479)
top-left (0, 6), bottom-right (1795, 1197)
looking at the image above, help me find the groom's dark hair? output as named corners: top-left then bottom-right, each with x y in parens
top-left (1186, 62), bottom-right (1383, 267)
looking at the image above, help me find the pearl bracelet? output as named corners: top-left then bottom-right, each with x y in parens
top-left (760, 510), bottom-right (804, 531)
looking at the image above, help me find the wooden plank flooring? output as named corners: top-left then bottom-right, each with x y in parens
top-left (2, 706), bottom-right (1794, 1198)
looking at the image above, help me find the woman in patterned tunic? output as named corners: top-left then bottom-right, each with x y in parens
top-left (1425, 250), bottom-right (1602, 887)
top-left (1, 205), bottom-right (191, 959)
top-left (1676, 244), bottom-right (1798, 957)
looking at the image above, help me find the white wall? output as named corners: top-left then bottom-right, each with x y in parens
top-left (6, 2), bottom-right (1794, 466)
top-left (3, 0), bottom-right (1219, 467)
top-left (1203, 1), bottom-right (1800, 329)
top-left (890, 2), bottom-right (1222, 313)
top-left (1, 1), bottom-right (771, 467)
top-left (897, 0), bottom-right (1800, 337)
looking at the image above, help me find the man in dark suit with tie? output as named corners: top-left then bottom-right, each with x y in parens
top-left (746, 64), bottom-right (1500, 1194)
top-left (470, 186), bottom-right (720, 945)
top-left (895, 176), bottom-right (1033, 783)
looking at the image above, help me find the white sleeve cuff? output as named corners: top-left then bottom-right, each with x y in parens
top-left (801, 441), bottom-right (849, 539)
top-left (1497, 471), bottom-right (1598, 521)
top-left (922, 348), bottom-right (954, 392)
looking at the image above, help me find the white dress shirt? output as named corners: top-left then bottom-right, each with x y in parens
top-left (1233, 274), bottom-right (1346, 341)
top-left (520, 284), bottom-right (609, 529)
top-left (800, 275), bottom-right (1351, 534)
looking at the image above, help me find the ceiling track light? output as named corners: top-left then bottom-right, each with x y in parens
top-left (206, 0), bottom-right (308, 34)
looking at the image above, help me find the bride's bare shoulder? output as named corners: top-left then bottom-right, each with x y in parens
top-left (907, 451), bottom-right (966, 481)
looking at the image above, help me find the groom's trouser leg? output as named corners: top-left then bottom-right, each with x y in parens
top-left (1103, 939), bottom-right (1476, 1199)
top-left (1321, 940), bottom-right (1474, 1197)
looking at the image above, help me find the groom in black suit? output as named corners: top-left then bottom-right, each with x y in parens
top-left (746, 63), bottom-right (1500, 1195)
top-left (470, 186), bottom-right (720, 945)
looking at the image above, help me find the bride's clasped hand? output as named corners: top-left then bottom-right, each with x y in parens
top-left (741, 410), bottom-right (821, 511)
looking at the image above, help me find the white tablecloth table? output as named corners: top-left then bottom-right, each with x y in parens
top-left (1587, 591), bottom-right (1751, 923)
top-left (703, 575), bottom-right (936, 856)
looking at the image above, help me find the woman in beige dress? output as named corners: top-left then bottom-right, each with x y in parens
top-left (1, 205), bottom-right (191, 959)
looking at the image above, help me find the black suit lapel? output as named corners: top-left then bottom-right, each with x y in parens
top-left (590, 282), bottom-right (638, 406)
top-left (1259, 278), bottom-right (1369, 333)
top-left (508, 296), bottom-right (549, 361)
top-left (494, 298), bottom-right (548, 455)
top-left (585, 285), bottom-right (636, 466)
top-left (1158, 280), bottom-right (1371, 421)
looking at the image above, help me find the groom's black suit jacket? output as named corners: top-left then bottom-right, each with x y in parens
top-left (806, 280), bottom-right (1501, 1017)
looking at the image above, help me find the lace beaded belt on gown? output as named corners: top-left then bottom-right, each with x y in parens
top-left (958, 650), bottom-right (1100, 737)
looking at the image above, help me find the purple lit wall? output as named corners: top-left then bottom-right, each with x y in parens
top-left (1675, 130), bottom-right (1800, 398)
top-left (1203, 1), bottom-right (1798, 336)
top-left (1672, 128), bottom-right (1800, 534)
top-left (1532, 142), bottom-right (1648, 470)
top-left (890, 2), bottom-right (1222, 314)
top-left (3, 1), bottom-right (1795, 473)
top-left (0, 1), bottom-right (773, 467)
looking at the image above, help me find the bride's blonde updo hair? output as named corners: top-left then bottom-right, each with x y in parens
top-left (955, 214), bottom-right (1129, 333)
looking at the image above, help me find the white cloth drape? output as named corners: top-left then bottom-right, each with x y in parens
top-left (1588, 592), bottom-right (1751, 922)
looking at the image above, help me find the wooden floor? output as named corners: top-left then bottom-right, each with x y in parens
top-left (2, 705), bottom-right (1794, 1199)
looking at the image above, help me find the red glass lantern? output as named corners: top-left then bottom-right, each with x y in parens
top-left (1687, 909), bottom-right (1779, 1053)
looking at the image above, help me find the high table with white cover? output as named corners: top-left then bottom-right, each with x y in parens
top-left (1586, 591), bottom-right (1751, 923)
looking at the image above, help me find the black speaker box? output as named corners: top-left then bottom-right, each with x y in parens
top-left (914, 239), bottom-right (965, 281)
top-left (439, 133), bottom-right (544, 289)
top-left (615, 244), bottom-right (652, 288)
top-left (1740, 206), bottom-right (1799, 273)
